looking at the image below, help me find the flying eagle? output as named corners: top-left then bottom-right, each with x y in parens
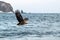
top-left (15, 10), bottom-right (28, 25)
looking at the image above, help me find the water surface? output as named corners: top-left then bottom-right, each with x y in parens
top-left (0, 13), bottom-right (60, 40)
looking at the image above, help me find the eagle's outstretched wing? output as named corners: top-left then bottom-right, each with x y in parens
top-left (15, 10), bottom-right (24, 23)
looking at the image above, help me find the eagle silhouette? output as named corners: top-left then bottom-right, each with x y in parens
top-left (15, 10), bottom-right (28, 25)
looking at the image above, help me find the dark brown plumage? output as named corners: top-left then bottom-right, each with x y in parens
top-left (15, 10), bottom-right (28, 25)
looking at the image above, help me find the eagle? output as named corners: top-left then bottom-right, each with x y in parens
top-left (15, 10), bottom-right (28, 25)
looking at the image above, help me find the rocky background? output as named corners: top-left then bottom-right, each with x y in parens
top-left (0, 1), bottom-right (13, 12)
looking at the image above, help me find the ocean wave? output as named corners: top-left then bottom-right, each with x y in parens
top-left (0, 13), bottom-right (60, 39)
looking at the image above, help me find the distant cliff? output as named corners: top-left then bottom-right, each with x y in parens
top-left (0, 1), bottom-right (13, 12)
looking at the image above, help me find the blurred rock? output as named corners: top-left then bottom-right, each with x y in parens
top-left (0, 1), bottom-right (13, 12)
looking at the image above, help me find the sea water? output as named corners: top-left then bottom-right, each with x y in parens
top-left (0, 13), bottom-right (60, 40)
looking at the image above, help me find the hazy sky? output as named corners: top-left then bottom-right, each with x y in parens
top-left (0, 0), bottom-right (60, 13)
